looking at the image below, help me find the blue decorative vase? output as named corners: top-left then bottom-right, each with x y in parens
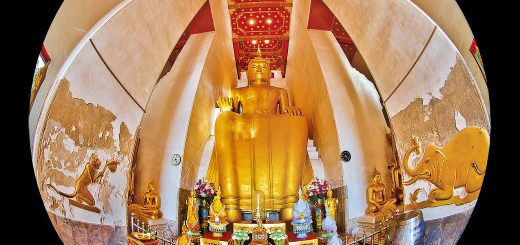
top-left (291, 222), bottom-right (313, 238)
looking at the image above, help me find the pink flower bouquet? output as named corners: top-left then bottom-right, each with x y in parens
top-left (305, 178), bottom-right (330, 202)
top-left (194, 178), bottom-right (216, 202)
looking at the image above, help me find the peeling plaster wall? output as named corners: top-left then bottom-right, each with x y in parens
top-left (135, 32), bottom-right (214, 234)
top-left (322, 0), bottom-right (490, 229)
top-left (386, 30), bottom-right (457, 117)
top-left (286, 0), bottom-right (342, 185)
top-left (390, 55), bottom-right (489, 215)
top-left (180, 0), bottom-right (238, 190)
top-left (36, 41), bottom-right (142, 229)
top-left (91, 0), bottom-right (207, 108)
top-left (33, 1), bottom-right (210, 242)
top-left (29, 0), bottom-right (124, 150)
top-left (411, 0), bottom-right (489, 114)
top-left (308, 30), bottom-right (393, 221)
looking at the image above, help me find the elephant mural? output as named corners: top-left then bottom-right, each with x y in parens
top-left (402, 126), bottom-right (489, 207)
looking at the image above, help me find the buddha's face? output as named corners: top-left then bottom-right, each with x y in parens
top-left (247, 60), bottom-right (270, 84)
top-left (373, 174), bottom-right (381, 183)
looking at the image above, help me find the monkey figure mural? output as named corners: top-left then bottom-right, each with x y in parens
top-left (46, 153), bottom-right (119, 213)
top-left (402, 126), bottom-right (490, 208)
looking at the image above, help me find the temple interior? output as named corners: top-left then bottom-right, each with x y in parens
top-left (29, 0), bottom-right (490, 244)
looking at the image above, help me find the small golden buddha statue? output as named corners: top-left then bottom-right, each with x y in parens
top-left (214, 47), bottom-right (309, 222)
top-left (209, 187), bottom-right (228, 224)
top-left (177, 223), bottom-right (191, 245)
top-left (324, 188), bottom-right (338, 220)
top-left (366, 168), bottom-right (396, 214)
top-left (128, 182), bottom-right (161, 220)
top-left (389, 161), bottom-right (404, 203)
top-left (186, 190), bottom-right (200, 232)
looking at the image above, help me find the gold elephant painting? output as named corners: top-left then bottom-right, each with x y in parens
top-left (402, 126), bottom-right (489, 209)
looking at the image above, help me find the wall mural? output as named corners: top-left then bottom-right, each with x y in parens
top-left (37, 79), bottom-right (135, 225)
top-left (46, 154), bottom-right (119, 213)
top-left (402, 126), bottom-right (489, 209)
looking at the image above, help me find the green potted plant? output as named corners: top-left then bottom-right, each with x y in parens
top-left (269, 228), bottom-right (288, 245)
top-left (232, 229), bottom-right (250, 245)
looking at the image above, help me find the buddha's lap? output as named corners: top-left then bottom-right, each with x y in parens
top-left (215, 112), bottom-right (307, 142)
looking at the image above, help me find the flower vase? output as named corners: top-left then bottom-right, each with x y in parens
top-left (274, 240), bottom-right (285, 245)
top-left (199, 198), bottom-right (210, 234)
top-left (312, 198), bottom-right (325, 233)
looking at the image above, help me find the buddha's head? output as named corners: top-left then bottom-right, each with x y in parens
top-left (246, 48), bottom-right (271, 85)
top-left (372, 168), bottom-right (381, 183)
top-left (147, 182), bottom-right (154, 192)
top-left (327, 188), bottom-right (333, 198)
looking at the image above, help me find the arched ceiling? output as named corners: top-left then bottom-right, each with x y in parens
top-left (159, 1), bottom-right (215, 80)
top-left (159, 0), bottom-right (358, 80)
top-left (307, 0), bottom-right (357, 61)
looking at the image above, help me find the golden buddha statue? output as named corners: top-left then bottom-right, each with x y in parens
top-left (177, 223), bottom-right (191, 245)
top-left (324, 188), bottom-right (338, 220)
top-left (209, 187), bottom-right (228, 224)
top-left (389, 161), bottom-right (404, 202)
top-left (128, 182), bottom-right (161, 220)
top-left (214, 48), bottom-right (308, 222)
top-left (366, 168), bottom-right (397, 214)
top-left (186, 190), bottom-right (200, 232)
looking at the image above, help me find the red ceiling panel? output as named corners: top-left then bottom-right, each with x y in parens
top-left (231, 7), bottom-right (291, 36)
top-left (234, 0), bottom-right (286, 2)
top-left (229, 0), bottom-right (292, 77)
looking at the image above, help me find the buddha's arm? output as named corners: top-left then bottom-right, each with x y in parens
top-left (279, 89), bottom-right (303, 116)
top-left (216, 89), bottom-right (240, 112)
top-left (153, 197), bottom-right (160, 208)
top-left (217, 97), bottom-right (234, 112)
top-left (278, 89), bottom-right (290, 113)
top-left (231, 88), bottom-right (241, 113)
top-left (367, 189), bottom-right (378, 206)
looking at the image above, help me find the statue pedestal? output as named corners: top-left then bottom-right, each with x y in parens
top-left (142, 218), bottom-right (176, 241)
top-left (357, 213), bottom-right (384, 225)
top-left (357, 214), bottom-right (385, 244)
top-left (147, 218), bottom-right (173, 235)
top-left (233, 221), bottom-right (286, 234)
top-left (200, 232), bottom-right (232, 245)
top-left (127, 235), bottom-right (159, 245)
top-left (147, 218), bottom-right (171, 229)
top-left (287, 232), bottom-right (318, 245)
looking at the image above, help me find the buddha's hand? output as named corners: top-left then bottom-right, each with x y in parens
top-left (283, 106), bottom-right (303, 116)
top-left (217, 97), bottom-right (234, 112)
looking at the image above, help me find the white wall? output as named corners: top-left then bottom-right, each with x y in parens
top-left (308, 30), bottom-right (392, 221)
top-left (135, 32), bottom-right (214, 233)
